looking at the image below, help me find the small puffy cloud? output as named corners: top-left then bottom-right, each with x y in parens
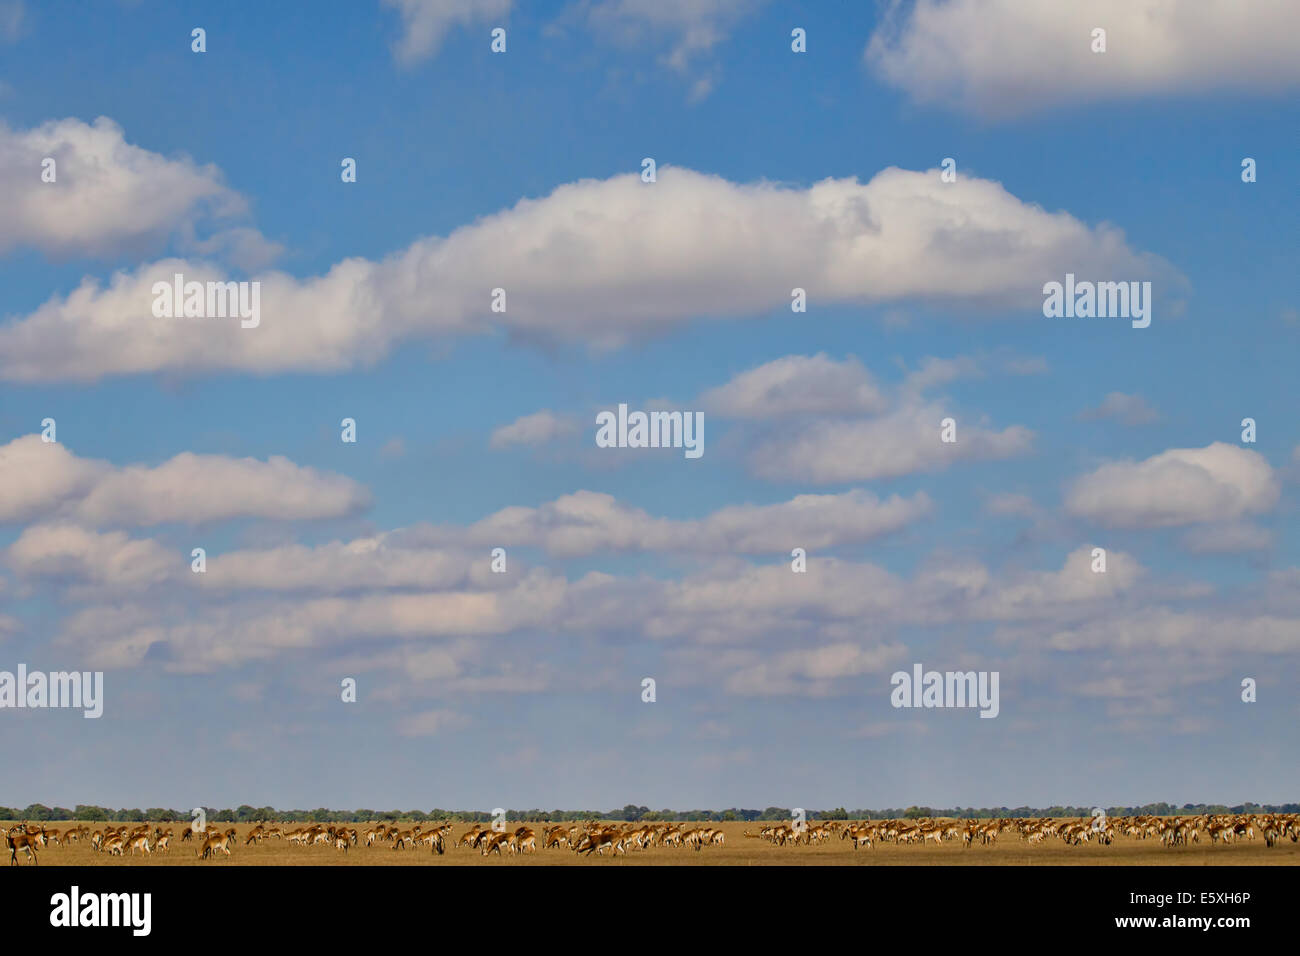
top-left (1078, 391), bottom-right (1160, 426)
top-left (700, 353), bottom-right (886, 419)
top-left (747, 403), bottom-right (1033, 483)
top-left (974, 545), bottom-right (1143, 616)
top-left (489, 410), bottom-right (577, 448)
top-left (0, 435), bottom-right (370, 527)
top-left (383, 0), bottom-right (512, 64)
top-left (724, 641), bottom-right (908, 696)
top-left (900, 351), bottom-right (1044, 394)
top-left (0, 117), bottom-right (273, 261)
top-left (0, 435), bottom-right (100, 521)
top-left (199, 538), bottom-right (484, 594)
top-left (900, 354), bottom-right (984, 393)
top-left (867, 0), bottom-right (1300, 119)
top-left (585, 0), bottom-right (762, 92)
top-left (1066, 443), bottom-right (1279, 528)
top-left (5, 524), bottom-right (176, 589)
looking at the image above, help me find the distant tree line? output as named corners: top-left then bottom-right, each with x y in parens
top-left (4, 801), bottom-right (1296, 823)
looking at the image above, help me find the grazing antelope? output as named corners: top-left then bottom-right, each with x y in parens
top-left (481, 832), bottom-right (510, 856)
top-left (574, 829), bottom-right (621, 857)
top-left (456, 825), bottom-right (485, 849)
top-left (198, 832), bottom-right (232, 860)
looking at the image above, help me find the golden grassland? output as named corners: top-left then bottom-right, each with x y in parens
top-left (8, 820), bottom-right (1300, 866)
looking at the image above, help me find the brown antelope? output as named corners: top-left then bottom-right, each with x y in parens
top-left (198, 832), bottom-right (232, 860)
top-left (456, 825), bottom-right (485, 849)
top-left (481, 832), bottom-right (510, 856)
top-left (844, 825), bottom-right (873, 850)
top-left (7, 825), bottom-right (38, 866)
top-left (128, 833), bottom-right (151, 855)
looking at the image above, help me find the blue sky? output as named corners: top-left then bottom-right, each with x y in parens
top-left (1, 0), bottom-right (1298, 813)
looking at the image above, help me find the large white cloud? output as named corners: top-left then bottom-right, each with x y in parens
top-left (867, 0), bottom-right (1300, 119)
top-left (1066, 442), bottom-right (1279, 528)
top-left (0, 165), bottom-right (1175, 382)
top-left (0, 117), bottom-right (276, 263)
top-left (0, 435), bottom-right (370, 526)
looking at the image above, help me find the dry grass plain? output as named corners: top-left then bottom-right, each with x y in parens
top-left (9, 821), bottom-right (1300, 866)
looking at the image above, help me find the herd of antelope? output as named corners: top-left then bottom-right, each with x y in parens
top-left (5, 821), bottom-right (238, 863)
top-left (4, 818), bottom-right (727, 862)
top-left (741, 812), bottom-right (1300, 850)
top-left (7, 811), bottom-right (1297, 864)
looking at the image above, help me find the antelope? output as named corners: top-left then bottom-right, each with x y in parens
top-left (6, 825), bottom-right (38, 866)
top-left (128, 834), bottom-right (151, 855)
top-left (575, 829), bottom-right (621, 856)
top-left (421, 827), bottom-right (449, 855)
top-left (508, 827), bottom-right (537, 854)
top-left (456, 825), bottom-right (485, 849)
top-left (198, 832), bottom-right (232, 860)
top-left (481, 832), bottom-right (510, 856)
top-left (844, 825), bottom-right (873, 850)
